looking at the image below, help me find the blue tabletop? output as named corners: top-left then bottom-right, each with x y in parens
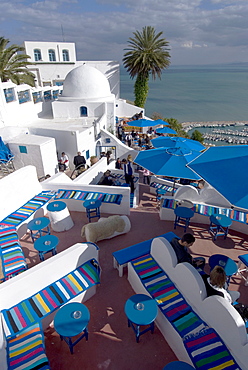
top-left (27, 217), bottom-right (50, 231)
top-left (157, 188), bottom-right (167, 195)
top-left (163, 361), bottom-right (195, 370)
top-left (210, 214), bottom-right (232, 227)
top-left (209, 254), bottom-right (238, 276)
top-left (47, 201), bottom-right (66, 212)
top-left (83, 199), bottom-right (102, 209)
top-left (54, 302), bottom-right (90, 337)
top-left (34, 235), bottom-right (59, 252)
top-left (174, 206), bottom-right (194, 218)
top-left (124, 294), bottom-right (158, 326)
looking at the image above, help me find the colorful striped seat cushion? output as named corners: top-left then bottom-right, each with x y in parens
top-left (131, 254), bottom-right (240, 369)
top-left (150, 182), bottom-right (177, 193)
top-left (6, 323), bottom-right (50, 370)
top-left (162, 198), bottom-right (248, 225)
top-left (0, 191), bottom-right (55, 227)
top-left (0, 227), bottom-right (27, 283)
top-left (55, 189), bottom-right (123, 205)
top-left (1, 258), bottom-right (100, 338)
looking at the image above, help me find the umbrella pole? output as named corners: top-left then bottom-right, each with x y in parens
top-left (172, 178), bottom-right (176, 195)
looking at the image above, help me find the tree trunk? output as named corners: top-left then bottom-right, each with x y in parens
top-left (134, 73), bottom-right (149, 108)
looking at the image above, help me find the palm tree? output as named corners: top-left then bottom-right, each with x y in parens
top-left (123, 26), bottom-right (170, 108)
top-left (0, 37), bottom-right (35, 86)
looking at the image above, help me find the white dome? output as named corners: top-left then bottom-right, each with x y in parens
top-left (62, 65), bottom-right (111, 99)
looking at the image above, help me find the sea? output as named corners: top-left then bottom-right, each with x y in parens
top-left (120, 63), bottom-right (248, 146)
top-left (120, 63), bottom-right (248, 123)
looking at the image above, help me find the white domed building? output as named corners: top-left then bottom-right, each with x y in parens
top-left (52, 64), bottom-right (115, 120)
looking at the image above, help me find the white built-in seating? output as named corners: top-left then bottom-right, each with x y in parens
top-left (127, 236), bottom-right (248, 370)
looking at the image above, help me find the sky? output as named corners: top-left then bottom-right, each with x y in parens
top-left (0, 0), bottom-right (248, 66)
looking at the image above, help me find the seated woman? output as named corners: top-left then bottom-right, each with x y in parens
top-left (202, 266), bottom-right (240, 303)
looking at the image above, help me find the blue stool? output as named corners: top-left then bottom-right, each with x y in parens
top-left (174, 206), bottom-right (194, 232)
top-left (83, 199), bottom-right (102, 222)
top-left (209, 214), bottom-right (232, 241)
top-left (163, 361), bottom-right (195, 369)
top-left (27, 217), bottom-right (50, 243)
top-left (124, 294), bottom-right (158, 343)
top-left (54, 302), bottom-right (90, 354)
top-left (156, 188), bottom-right (167, 202)
top-left (238, 254), bottom-right (248, 286)
top-left (34, 235), bottom-right (59, 261)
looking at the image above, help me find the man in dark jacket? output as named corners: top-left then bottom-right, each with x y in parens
top-left (73, 152), bottom-right (86, 169)
top-left (170, 233), bottom-right (205, 269)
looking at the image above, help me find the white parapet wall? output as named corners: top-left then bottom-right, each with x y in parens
top-left (0, 242), bottom-right (99, 370)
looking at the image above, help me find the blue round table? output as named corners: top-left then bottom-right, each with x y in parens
top-left (27, 217), bottom-right (50, 242)
top-left (174, 206), bottom-right (194, 232)
top-left (34, 235), bottom-right (59, 261)
top-left (83, 199), bottom-right (102, 222)
top-left (209, 214), bottom-right (232, 240)
top-left (47, 201), bottom-right (67, 212)
top-left (54, 302), bottom-right (90, 354)
top-left (209, 254), bottom-right (238, 286)
top-left (163, 361), bottom-right (195, 369)
top-left (124, 294), bottom-right (158, 343)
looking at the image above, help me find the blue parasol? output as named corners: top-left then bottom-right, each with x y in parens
top-left (155, 127), bottom-right (177, 135)
top-left (187, 145), bottom-right (248, 210)
top-left (134, 147), bottom-right (201, 180)
top-left (127, 119), bottom-right (156, 128)
top-left (153, 119), bottom-right (170, 126)
top-left (151, 136), bottom-right (205, 151)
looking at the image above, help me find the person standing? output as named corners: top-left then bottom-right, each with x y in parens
top-left (59, 152), bottom-right (69, 171)
top-left (122, 158), bottom-right (135, 193)
top-left (125, 133), bottom-right (132, 147)
top-left (73, 151), bottom-right (86, 169)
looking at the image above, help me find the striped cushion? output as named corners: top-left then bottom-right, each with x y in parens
top-left (0, 227), bottom-right (27, 282)
top-left (55, 189), bottom-right (123, 205)
top-left (111, 173), bottom-right (139, 183)
top-left (2, 258), bottom-right (100, 338)
top-left (0, 192), bottom-right (55, 227)
top-left (150, 182), bottom-right (176, 193)
top-left (6, 323), bottom-right (50, 370)
top-left (131, 254), bottom-right (240, 369)
top-left (162, 199), bottom-right (248, 225)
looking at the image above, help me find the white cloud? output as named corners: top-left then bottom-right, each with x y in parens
top-left (0, 0), bottom-right (247, 65)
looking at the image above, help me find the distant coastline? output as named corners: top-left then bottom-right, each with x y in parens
top-left (181, 121), bottom-right (248, 129)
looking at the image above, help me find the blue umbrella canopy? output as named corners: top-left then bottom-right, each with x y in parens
top-left (187, 145), bottom-right (248, 210)
top-left (155, 127), bottom-right (177, 135)
top-left (127, 119), bottom-right (156, 128)
top-left (134, 147), bottom-right (201, 180)
top-left (153, 119), bottom-right (170, 126)
top-left (151, 136), bottom-right (205, 151)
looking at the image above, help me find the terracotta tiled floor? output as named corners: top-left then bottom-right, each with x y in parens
top-left (20, 183), bottom-right (248, 370)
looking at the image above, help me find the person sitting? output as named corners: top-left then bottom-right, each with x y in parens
top-left (115, 158), bottom-right (123, 169)
top-left (201, 266), bottom-right (240, 303)
top-left (73, 151), bottom-right (86, 169)
top-left (59, 152), bottom-right (69, 171)
top-left (98, 170), bottom-right (115, 186)
top-left (170, 233), bottom-right (205, 269)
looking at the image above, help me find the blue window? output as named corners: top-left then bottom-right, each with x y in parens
top-left (80, 106), bottom-right (87, 117)
top-left (34, 49), bottom-right (42, 61)
top-left (48, 49), bottom-right (56, 61)
top-left (55, 81), bottom-right (63, 86)
top-left (62, 49), bottom-right (69, 61)
top-left (52, 90), bottom-right (59, 100)
top-left (32, 91), bottom-right (42, 103)
top-left (4, 88), bottom-right (15, 103)
top-left (19, 146), bottom-right (27, 154)
top-left (86, 150), bottom-right (90, 160)
top-left (18, 90), bottom-right (31, 104)
top-left (44, 91), bottom-right (52, 101)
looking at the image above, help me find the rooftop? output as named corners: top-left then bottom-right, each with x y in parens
top-left (19, 182), bottom-right (248, 370)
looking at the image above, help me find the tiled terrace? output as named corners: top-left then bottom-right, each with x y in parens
top-left (19, 182), bottom-right (248, 370)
